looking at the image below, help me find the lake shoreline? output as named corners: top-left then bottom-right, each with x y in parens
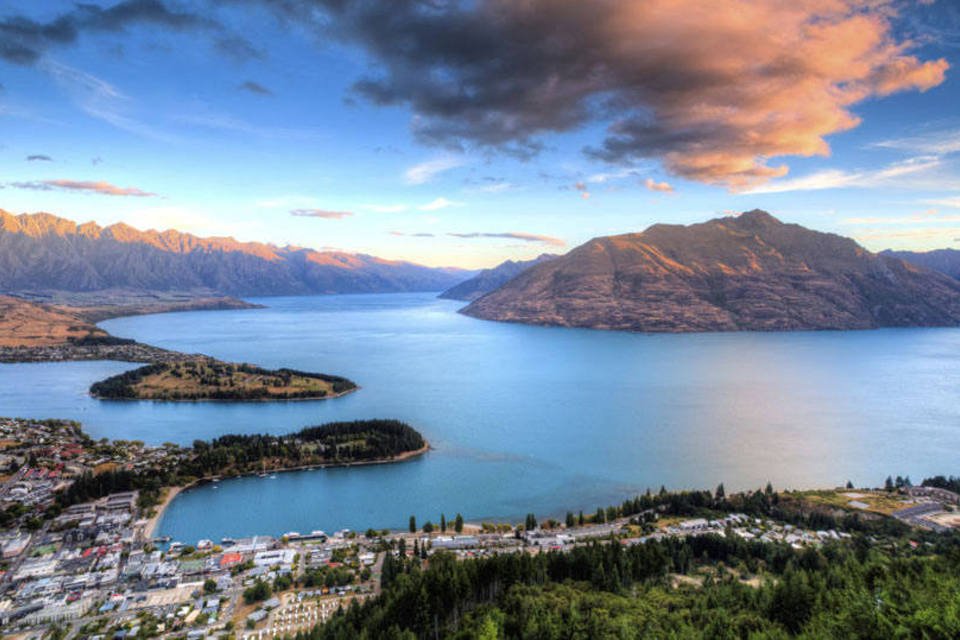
top-left (149, 442), bottom-right (431, 539)
top-left (89, 385), bottom-right (359, 403)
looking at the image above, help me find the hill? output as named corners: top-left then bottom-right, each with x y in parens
top-left (463, 210), bottom-right (960, 332)
top-left (89, 359), bottom-right (357, 401)
top-left (0, 295), bottom-right (107, 348)
top-left (0, 209), bottom-right (469, 296)
top-left (439, 254), bottom-right (558, 301)
top-left (882, 248), bottom-right (960, 280)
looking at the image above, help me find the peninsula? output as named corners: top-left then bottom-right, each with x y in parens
top-left (0, 293), bottom-right (253, 363)
top-left (89, 359), bottom-right (357, 401)
top-left (30, 418), bottom-right (429, 514)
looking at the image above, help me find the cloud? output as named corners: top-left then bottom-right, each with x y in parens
top-left (43, 60), bottom-right (178, 142)
top-left (290, 209), bottom-right (353, 219)
top-left (840, 211), bottom-right (960, 225)
top-left (0, 0), bottom-right (214, 65)
top-left (448, 232), bottom-right (565, 247)
top-left (744, 156), bottom-right (943, 194)
top-left (176, 112), bottom-right (325, 141)
top-left (574, 182), bottom-right (590, 200)
top-left (404, 157), bottom-right (464, 185)
top-left (875, 129), bottom-right (960, 156)
top-left (587, 169), bottom-right (637, 184)
top-left (927, 197), bottom-right (960, 209)
top-left (644, 178), bottom-right (673, 193)
top-left (215, 35), bottom-right (264, 62)
top-left (390, 231), bottom-right (436, 238)
top-left (7, 179), bottom-right (156, 197)
top-left (854, 227), bottom-right (960, 248)
top-left (418, 197), bottom-right (463, 211)
top-left (26, 154), bottom-right (53, 162)
top-left (239, 80), bottom-right (272, 96)
top-left (254, 0), bottom-right (947, 189)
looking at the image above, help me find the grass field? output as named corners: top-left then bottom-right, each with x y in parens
top-left (797, 489), bottom-right (913, 516)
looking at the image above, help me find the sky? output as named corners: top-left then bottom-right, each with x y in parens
top-left (2, 0), bottom-right (960, 268)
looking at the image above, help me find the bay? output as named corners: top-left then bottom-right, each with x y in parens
top-left (2, 292), bottom-right (957, 542)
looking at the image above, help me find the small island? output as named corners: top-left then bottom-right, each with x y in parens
top-left (89, 359), bottom-right (357, 401)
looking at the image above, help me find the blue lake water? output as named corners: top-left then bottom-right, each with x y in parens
top-left (2, 292), bottom-right (958, 543)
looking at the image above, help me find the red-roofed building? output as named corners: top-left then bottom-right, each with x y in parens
top-left (220, 552), bottom-right (243, 568)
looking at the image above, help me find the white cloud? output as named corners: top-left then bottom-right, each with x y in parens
top-left (42, 60), bottom-right (177, 142)
top-left (418, 197), bottom-right (463, 211)
top-left (926, 196), bottom-right (960, 209)
top-left (743, 156), bottom-right (942, 194)
top-left (875, 130), bottom-right (960, 156)
top-left (586, 168), bottom-right (636, 184)
top-left (404, 156), bottom-right (464, 185)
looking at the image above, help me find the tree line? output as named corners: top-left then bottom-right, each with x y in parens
top-left (289, 529), bottom-right (960, 639)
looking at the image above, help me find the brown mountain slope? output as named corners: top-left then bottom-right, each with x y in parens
top-left (0, 209), bottom-right (470, 295)
top-left (462, 210), bottom-right (960, 332)
top-left (0, 296), bottom-right (106, 347)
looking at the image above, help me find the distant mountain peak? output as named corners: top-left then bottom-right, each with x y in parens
top-left (463, 212), bottom-right (960, 332)
top-left (732, 209), bottom-right (780, 225)
top-left (439, 253), bottom-right (559, 301)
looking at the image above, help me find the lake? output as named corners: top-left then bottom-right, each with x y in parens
top-left (2, 292), bottom-right (958, 542)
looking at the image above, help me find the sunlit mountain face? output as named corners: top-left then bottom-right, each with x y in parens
top-left (1, 1), bottom-right (959, 269)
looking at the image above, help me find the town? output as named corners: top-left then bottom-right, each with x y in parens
top-left (1, 417), bottom-right (958, 640)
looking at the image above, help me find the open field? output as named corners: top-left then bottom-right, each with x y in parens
top-left (797, 489), bottom-right (914, 516)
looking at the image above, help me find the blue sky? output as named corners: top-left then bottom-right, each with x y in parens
top-left (2, 0), bottom-right (960, 268)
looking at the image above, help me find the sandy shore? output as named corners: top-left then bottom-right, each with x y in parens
top-left (145, 485), bottom-right (185, 539)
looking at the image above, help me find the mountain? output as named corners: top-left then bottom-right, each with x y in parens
top-left (463, 210), bottom-right (960, 332)
top-left (881, 249), bottom-right (960, 280)
top-left (0, 210), bottom-right (470, 296)
top-left (439, 254), bottom-right (558, 301)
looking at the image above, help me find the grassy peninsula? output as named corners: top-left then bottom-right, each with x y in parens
top-left (89, 359), bottom-right (357, 401)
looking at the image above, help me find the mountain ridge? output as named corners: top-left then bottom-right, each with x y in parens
top-left (462, 210), bottom-right (960, 332)
top-left (439, 253), bottom-right (558, 301)
top-left (0, 209), bottom-right (470, 296)
top-left (881, 248), bottom-right (960, 280)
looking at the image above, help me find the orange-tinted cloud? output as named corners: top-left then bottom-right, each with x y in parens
top-left (319, 0), bottom-right (947, 189)
top-left (588, 0), bottom-right (948, 189)
top-left (644, 178), bottom-right (673, 193)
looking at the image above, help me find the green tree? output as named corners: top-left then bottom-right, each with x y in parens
top-left (409, 515), bottom-right (416, 533)
top-left (715, 483), bottom-right (726, 500)
top-left (422, 520), bottom-right (434, 533)
top-left (525, 513), bottom-right (537, 531)
top-left (440, 513), bottom-right (446, 533)
top-left (243, 580), bottom-right (272, 605)
top-left (454, 513), bottom-right (464, 533)
top-left (565, 511), bottom-right (575, 528)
